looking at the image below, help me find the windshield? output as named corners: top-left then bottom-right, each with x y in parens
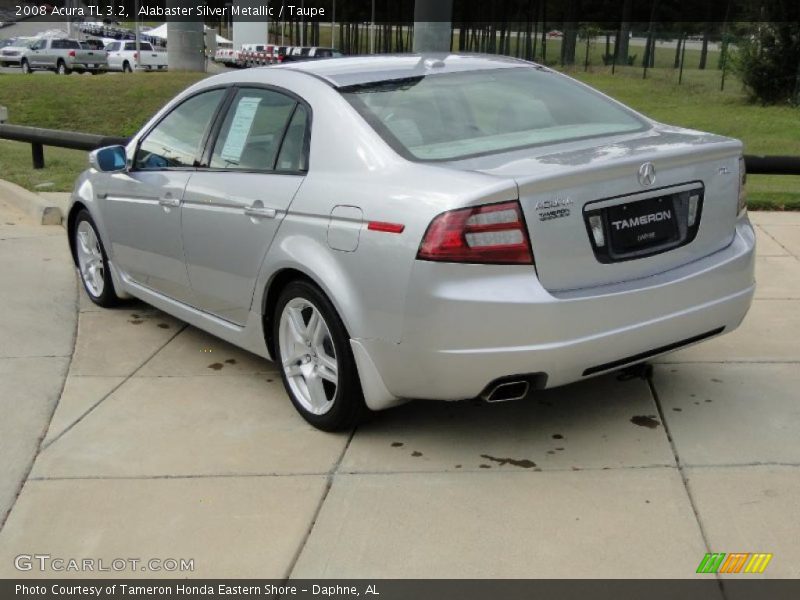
top-left (341, 67), bottom-right (647, 161)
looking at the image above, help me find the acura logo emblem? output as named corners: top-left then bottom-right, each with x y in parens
top-left (638, 162), bottom-right (656, 187)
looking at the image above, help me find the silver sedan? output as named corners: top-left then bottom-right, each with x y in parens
top-left (67, 54), bottom-right (755, 430)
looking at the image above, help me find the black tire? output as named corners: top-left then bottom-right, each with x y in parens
top-left (273, 280), bottom-right (367, 431)
top-left (122, 61), bottom-right (132, 73)
top-left (21, 59), bottom-right (32, 74)
top-left (71, 210), bottom-right (121, 308)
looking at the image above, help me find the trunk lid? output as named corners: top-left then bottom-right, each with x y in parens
top-left (448, 125), bottom-right (743, 291)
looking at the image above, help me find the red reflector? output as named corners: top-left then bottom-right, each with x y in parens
top-left (368, 221), bottom-right (405, 234)
top-left (417, 201), bottom-right (534, 265)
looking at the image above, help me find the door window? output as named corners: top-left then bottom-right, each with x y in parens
top-left (134, 89), bottom-right (225, 170)
top-left (209, 88), bottom-right (299, 171)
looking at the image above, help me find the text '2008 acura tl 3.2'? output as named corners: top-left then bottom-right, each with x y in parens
top-left (67, 54), bottom-right (755, 430)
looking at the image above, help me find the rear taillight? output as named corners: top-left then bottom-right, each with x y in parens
top-left (737, 156), bottom-right (747, 216)
top-left (68, 50), bottom-right (76, 57)
top-left (417, 201), bottom-right (534, 265)
top-left (133, 52), bottom-right (138, 59)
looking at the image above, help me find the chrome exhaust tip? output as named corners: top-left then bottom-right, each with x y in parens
top-left (483, 380), bottom-right (530, 403)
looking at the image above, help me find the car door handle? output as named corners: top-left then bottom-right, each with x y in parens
top-left (159, 197), bottom-right (180, 208)
top-left (243, 206), bottom-right (277, 219)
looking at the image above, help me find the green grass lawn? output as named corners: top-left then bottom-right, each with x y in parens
top-left (0, 66), bottom-right (797, 209)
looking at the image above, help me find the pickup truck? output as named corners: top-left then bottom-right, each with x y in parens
top-left (19, 37), bottom-right (106, 74)
top-left (105, 40), bottom-right (168, 72)
top-left (280, 46), bottom-right (342, 62)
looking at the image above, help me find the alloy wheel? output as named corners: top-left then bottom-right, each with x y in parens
top-left (278, 298), bottom-right (339, 415)
top-left (75, 220), bottom-right (105, 297)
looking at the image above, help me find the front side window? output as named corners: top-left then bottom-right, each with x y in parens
top-left (106, 42), bottom-right (119, 51)
top-left (341, 66), bottom-right (646, 161)
top-left (210, 88), bottom-right (299, 171)
top-left (135, 89), bottom-right (225, 169)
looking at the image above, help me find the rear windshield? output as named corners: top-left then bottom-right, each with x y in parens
top-left (340, 66), bottom-right (647, 161)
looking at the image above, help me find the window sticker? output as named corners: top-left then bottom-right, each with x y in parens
top-left (219, 96), bottom-right (261, 164)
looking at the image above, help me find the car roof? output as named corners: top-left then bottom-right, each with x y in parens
top-left (274, 53), bottom-right (535, 88)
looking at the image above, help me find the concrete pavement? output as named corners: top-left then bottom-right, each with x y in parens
top-left (0, 195), bottom-right (76, 529)
top-left (0, 203), bottom-right (798, 579)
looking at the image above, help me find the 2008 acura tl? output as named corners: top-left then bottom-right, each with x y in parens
top-left (67, 54), bottom-right (755, 430)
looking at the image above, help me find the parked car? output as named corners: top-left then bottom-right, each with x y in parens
top-left (105, 40), bottom-right (167, 72)
top-left (67, 55), bottom-right (755, 431)
top-left (19, 37), bottom-right (107, 74)
top-left (0, 37), bottom-right (35, 68)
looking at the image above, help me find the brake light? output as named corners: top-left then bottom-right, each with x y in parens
top-left (417, 201), bottom-right (534, 264)
top-left (133, 52), bottom-right (138, 59)
top-left (68, 50), bottom-right (76, 57)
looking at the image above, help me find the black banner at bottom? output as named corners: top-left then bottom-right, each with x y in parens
top-left (4, 580), bottom-right (800, 600)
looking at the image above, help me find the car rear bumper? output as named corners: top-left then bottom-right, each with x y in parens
top-left (356, 218), bottom-right (755, 406)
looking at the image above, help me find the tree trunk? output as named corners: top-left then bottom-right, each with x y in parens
top-left (617, 0), bottom-right (632, 61)
top-left (561, 25), bottom-right (578, 66)
top-left (673, 35), bottom-right (682, 68)
top-left (699, 29), bottom-right (710, 69)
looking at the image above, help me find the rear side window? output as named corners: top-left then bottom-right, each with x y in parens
top-left (135, 89), bottom-right (225, 169)
top-left (125, 42), bottom-right (136, 51)
top-left (276, 104), bottom-right (310, 172)
top-left (210, 88), bottom-right (299, 171)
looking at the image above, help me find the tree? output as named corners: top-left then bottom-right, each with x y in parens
top-left (735, 21), bottom-right (800, 105)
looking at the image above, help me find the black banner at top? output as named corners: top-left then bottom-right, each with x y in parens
top-left (3, 0), bottom-right (800, 24)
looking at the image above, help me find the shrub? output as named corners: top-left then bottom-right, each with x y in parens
top-left (733, 22), bottom-right (800, 106)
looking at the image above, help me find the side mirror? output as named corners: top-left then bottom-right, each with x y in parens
top-left (89, 145), bottom-right (127, 173)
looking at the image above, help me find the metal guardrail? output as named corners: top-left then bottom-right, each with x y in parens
top-left (0, 124), bottom-right (129, 169)
top-left (0, 124), bottom-right (799, 176)
top-left (742, 155), bottom-right (800, 176)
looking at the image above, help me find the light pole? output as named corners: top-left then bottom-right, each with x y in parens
top-left (370, 0), bottom-right (375, 54)
top-left (331, 0), bottom-right (336, 49)
top-left (413, 0), bottom-right (452, 53)
top-left (134, 0), bottom-right (140, 61)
